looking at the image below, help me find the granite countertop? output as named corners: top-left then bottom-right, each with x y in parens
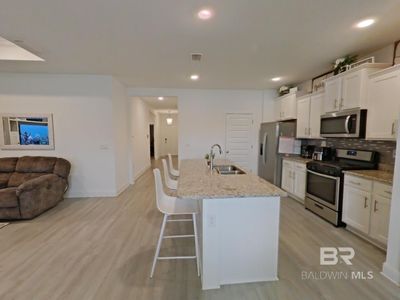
top-left (177, 159), bottom-right (287, 200)
top-left (343, 170), bottom-right (394, 185)
top-left (282, 156), bottom-right (313, 164)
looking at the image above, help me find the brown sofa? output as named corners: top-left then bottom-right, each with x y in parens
top-left (0, 156), bottom-right (71, 220)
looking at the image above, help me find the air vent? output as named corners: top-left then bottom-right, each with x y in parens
top-left (191, 53), bottom-right (203, 61)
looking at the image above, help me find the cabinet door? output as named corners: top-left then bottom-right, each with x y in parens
top-left (281, 161), bottom-right (293, 193)
top-left (281, 94), bottom-right (297, 120)
top-left (296, 96), bottom-right (310, 138)
top-left (369, 194), bottom-right (391, 245)
top-left (274, 99), bottom-right (282, 121)
top-left (366, 69), bottom-right (400, 140)
top-left (309, 93), bottom-right (323, 138)
top-left (342, 185), bottom-right (372, 234)
top-left (324, 78), bottom-right (341, 113)
top-left (293, 168), bottom-right (306, 201)
top-left (341, 71), bottom-right (362, 110)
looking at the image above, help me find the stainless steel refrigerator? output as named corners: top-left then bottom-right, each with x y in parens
top-left (258, 121), bottom-right (297, 187)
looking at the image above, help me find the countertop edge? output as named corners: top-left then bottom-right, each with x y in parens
top-left (343, 170), bottom-right (393, 185)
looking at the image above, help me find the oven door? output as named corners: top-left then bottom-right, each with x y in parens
top-left (306, 170), bottom-right (340, 211)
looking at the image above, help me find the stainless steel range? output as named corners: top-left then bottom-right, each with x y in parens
top-left (305, 149), bottom-right (378, 226)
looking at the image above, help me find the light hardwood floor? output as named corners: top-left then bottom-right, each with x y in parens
top-left (0, 158), bottom-right (399, 300)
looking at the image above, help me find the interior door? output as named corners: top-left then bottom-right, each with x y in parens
top-left (225, 113), bottom-right (254, 171)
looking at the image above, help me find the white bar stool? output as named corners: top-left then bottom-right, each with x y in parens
top-left (168, 153), bottom-right (180, 177)
top-left (150, 169), bottom-right (200, 278)
top-left (162, 159), bottom-right (178, 190)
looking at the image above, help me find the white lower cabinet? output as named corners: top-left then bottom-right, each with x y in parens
top-left (281, 159), bottom-right (306, 202)
top-left (343, 174), bottom-right (392, 248)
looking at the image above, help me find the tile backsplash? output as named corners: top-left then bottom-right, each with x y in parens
top-left (305, 138), bottom-right (396, 171)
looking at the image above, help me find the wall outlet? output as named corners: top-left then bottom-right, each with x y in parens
top-left (207, 215), bottom-right (216, 228)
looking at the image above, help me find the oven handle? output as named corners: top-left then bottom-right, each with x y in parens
top-left (307, 169), bottom-right (340, 180)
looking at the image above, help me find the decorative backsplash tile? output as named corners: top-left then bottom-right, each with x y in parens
top-left (305, 138), bottom-right (396, 171)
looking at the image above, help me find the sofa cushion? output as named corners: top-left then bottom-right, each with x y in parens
top-left (16, 156), bottom-right (57, 173)
top-left (8, 173), bottom-right (46, 188)
top-left (0, 157), bottom-right (18, 172)
top-left (0, 173), bottom-right (11, 189)
top-left (53, 158), bottom-right (71, 179)
top-left (0, 187), bottom-right (18, 208)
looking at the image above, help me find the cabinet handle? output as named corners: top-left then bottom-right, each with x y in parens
top-left (374, 200), bottom-right (378, 212)
top-left (334, 99), bottom-right (338, 108)
top-left (309, 128), bottom-right (312, 136)
top-left (349, 181), bottom-right (361, 185)
top-left (304, 127), bottom-right (307, 135)
top-left (392, 122), bottom-right (395, 135)
top-left (385, 190), bottom-right (392, 195)
top-left (364, 197), bottom-right (368, 209)
top-left (340, 98), bottom-right (344, 109)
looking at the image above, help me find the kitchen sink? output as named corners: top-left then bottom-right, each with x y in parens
top-left (214, 165), bottom-right (246, 175)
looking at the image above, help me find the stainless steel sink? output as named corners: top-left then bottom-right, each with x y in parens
top-left (214, 165), bottom-right (246, 175)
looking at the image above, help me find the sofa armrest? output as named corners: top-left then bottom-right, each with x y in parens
top-left (16, 174), bottom-right (61, 195)
top-left (16, 174), bottom-right (67, 219)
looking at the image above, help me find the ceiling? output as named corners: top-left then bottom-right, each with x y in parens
top-left (141, 96), bottom-right (178, 110)
top-left (1, 0), bottom-right (400, 89)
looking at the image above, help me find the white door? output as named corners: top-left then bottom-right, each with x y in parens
top-left (225, 114), bottom-right (254, 171)
top-left (341, 71), bottom-right (362, 110)
top-left (281, 160), bottom-right (293, 193)
top-left (309, 93), bottom-right (323, 138)
top-left (366, 69), bottom-right (400, 140)
top-left (296, 96), bottom-right (310, 138)
top-left (342, 185), bottom-right (371, 234)
top-left (369, 194), bottom-right (391, 245)
top-left (324, 77), bottom-right (342, 113)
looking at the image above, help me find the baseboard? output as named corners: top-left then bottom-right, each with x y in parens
top-left (134, 164), bottom-right (151, 180)
top-left (382, 262), bottom-right (400, 286)
top-left (116, 183), bottom-right (130, 196)
top-left (65, 190), bottom-right (118, 198)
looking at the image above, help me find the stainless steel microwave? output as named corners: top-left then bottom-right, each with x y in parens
top-left (320, 109), bottom-right (367, 138)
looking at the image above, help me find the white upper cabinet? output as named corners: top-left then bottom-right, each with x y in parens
top-left (366, 65), bottom-right (400, 140)
top-left (275, 93), bottom-right (297, 121)
top-left (296, 92), bottom-right (323, 139)
top-left (309, 92), bottom-right (323, 138)
top-left (296, 95), bottom-right (311, 138)
top-left (323, 64), bottom-right (390, 114)
top-left (324, 77), bottom-right (342, 113)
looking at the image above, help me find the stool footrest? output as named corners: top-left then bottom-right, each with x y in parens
top-left (163, 234), bottom-right (194, 239)
top-left (157, 256), bottom-right (196, 260)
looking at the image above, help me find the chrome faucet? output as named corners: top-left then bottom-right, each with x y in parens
top-left (210, 144), bottom-right (223, 171)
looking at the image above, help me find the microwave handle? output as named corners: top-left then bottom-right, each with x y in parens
top-left (345, 115), bottom-right (351, 134)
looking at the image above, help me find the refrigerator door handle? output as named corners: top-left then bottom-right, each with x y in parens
top-left (263, 133), bottom-right (268, 164)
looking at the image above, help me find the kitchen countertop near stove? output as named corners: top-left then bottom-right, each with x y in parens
top-left (343, 170), bottom-right (394, 185)
top-left (282, 156), bottom-right (313, 164)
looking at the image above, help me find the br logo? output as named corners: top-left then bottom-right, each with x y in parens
top-left (320, 247), bottom-right (355, 265)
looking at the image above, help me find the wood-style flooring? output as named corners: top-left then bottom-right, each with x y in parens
top-left (0, 158), bottom-right (399, 300)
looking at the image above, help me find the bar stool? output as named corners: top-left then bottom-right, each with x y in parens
top-left (162, 159), bottom-right (177, 190)
top-left (168, 153), bottom-right (180, 177)
top-left (150, 168), bottom-right (200, 278)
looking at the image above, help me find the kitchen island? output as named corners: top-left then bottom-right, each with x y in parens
top-left (177, 159), bottom-right (287, 290)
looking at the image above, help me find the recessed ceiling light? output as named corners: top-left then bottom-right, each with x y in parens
top-left (190, 74), bottom-right (199, 81)
top-left (271, 77), bottom-right (281, 82)
top-left (198, 9), bottom-right (213, 20)
top-left (158, 96), bottom-right (164, 101)
top-left (356, 19), bottom-right (375, 28)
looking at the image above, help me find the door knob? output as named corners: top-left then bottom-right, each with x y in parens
top-left (226, 150), bottom-right (230, 154)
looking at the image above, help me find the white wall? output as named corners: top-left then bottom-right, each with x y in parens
top-left (128, 88), bottom-right (275, 173)
top-left (158, 112), bottom-right (178, 156)
top-left (128, 97), bottom-right (153, 181)
top-left (0, 73), bottom-right (121, 197)
top-left (112, 78), bottom-right (130, 194)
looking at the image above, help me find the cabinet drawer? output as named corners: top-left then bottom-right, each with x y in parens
top-left (294, 162), bottom-right (306, 172)
top-left (283, 160), bottom-right (294, 169)
top-left (373, 181), bottom-right (392, 199)
top-left (344, 175), bottom-right (372, 192)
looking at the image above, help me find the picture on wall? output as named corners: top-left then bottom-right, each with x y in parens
top-left (0, 114), bottom-right (55, 150)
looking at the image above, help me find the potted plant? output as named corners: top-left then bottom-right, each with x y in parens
top-left (333, 55), bottom-right (358, 75)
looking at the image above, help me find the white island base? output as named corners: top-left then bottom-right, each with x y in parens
top-left (198, 196), bottom-right (280, 290)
